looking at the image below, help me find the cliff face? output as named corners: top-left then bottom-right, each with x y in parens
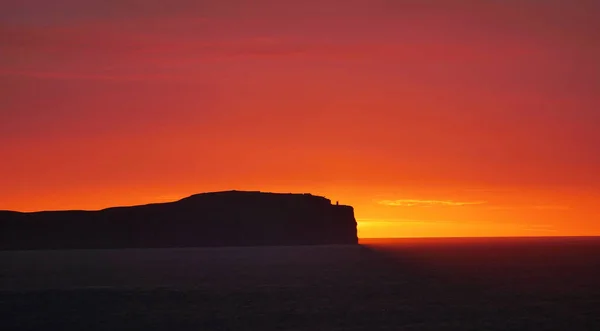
top-left (0, 191), bottom-right (358, 250)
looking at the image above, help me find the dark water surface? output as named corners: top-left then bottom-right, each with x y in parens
top-left (2, 237), bottom-right (599, 330)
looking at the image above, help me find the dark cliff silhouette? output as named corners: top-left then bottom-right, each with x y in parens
top-left (0, 191), bottom-right (358, 250)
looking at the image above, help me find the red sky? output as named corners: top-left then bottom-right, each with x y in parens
top-left (2, 0), bottom-right (599, 237)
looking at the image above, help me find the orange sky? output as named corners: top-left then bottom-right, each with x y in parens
top-left (2, 1), bottom-right (599, 237)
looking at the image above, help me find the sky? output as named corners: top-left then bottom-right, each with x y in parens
top-left (1, 0), bottom-right (599, 237)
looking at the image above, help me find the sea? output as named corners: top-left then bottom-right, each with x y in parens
top-left (1, 237), bottom-right (599, 330)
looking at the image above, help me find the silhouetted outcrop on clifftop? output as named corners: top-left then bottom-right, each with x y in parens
top-left (0, 191), bottom-right (358, 250)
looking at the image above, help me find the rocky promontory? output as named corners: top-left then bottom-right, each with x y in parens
top-left (0, 191), bottom-right (358, 250)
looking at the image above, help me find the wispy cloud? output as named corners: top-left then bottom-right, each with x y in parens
top-left (522, 225), bottom-right (559, 233)
top-left (357, 219), bottom-right (559, 235)
top-left (358, 218), bottom-right (438, 224)
top-left (488, 205), bottom-right (571, 211)
top-left (378, 199), bottom-right (487, 207)
top-left (532, 205), bottom-right (571, 211)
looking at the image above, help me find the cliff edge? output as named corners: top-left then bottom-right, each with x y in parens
top-left (0, 191), bottom-right (358, 250)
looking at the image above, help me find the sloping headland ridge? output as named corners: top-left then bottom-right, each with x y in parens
top-left (0, 191), bottom-right (358, 250)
